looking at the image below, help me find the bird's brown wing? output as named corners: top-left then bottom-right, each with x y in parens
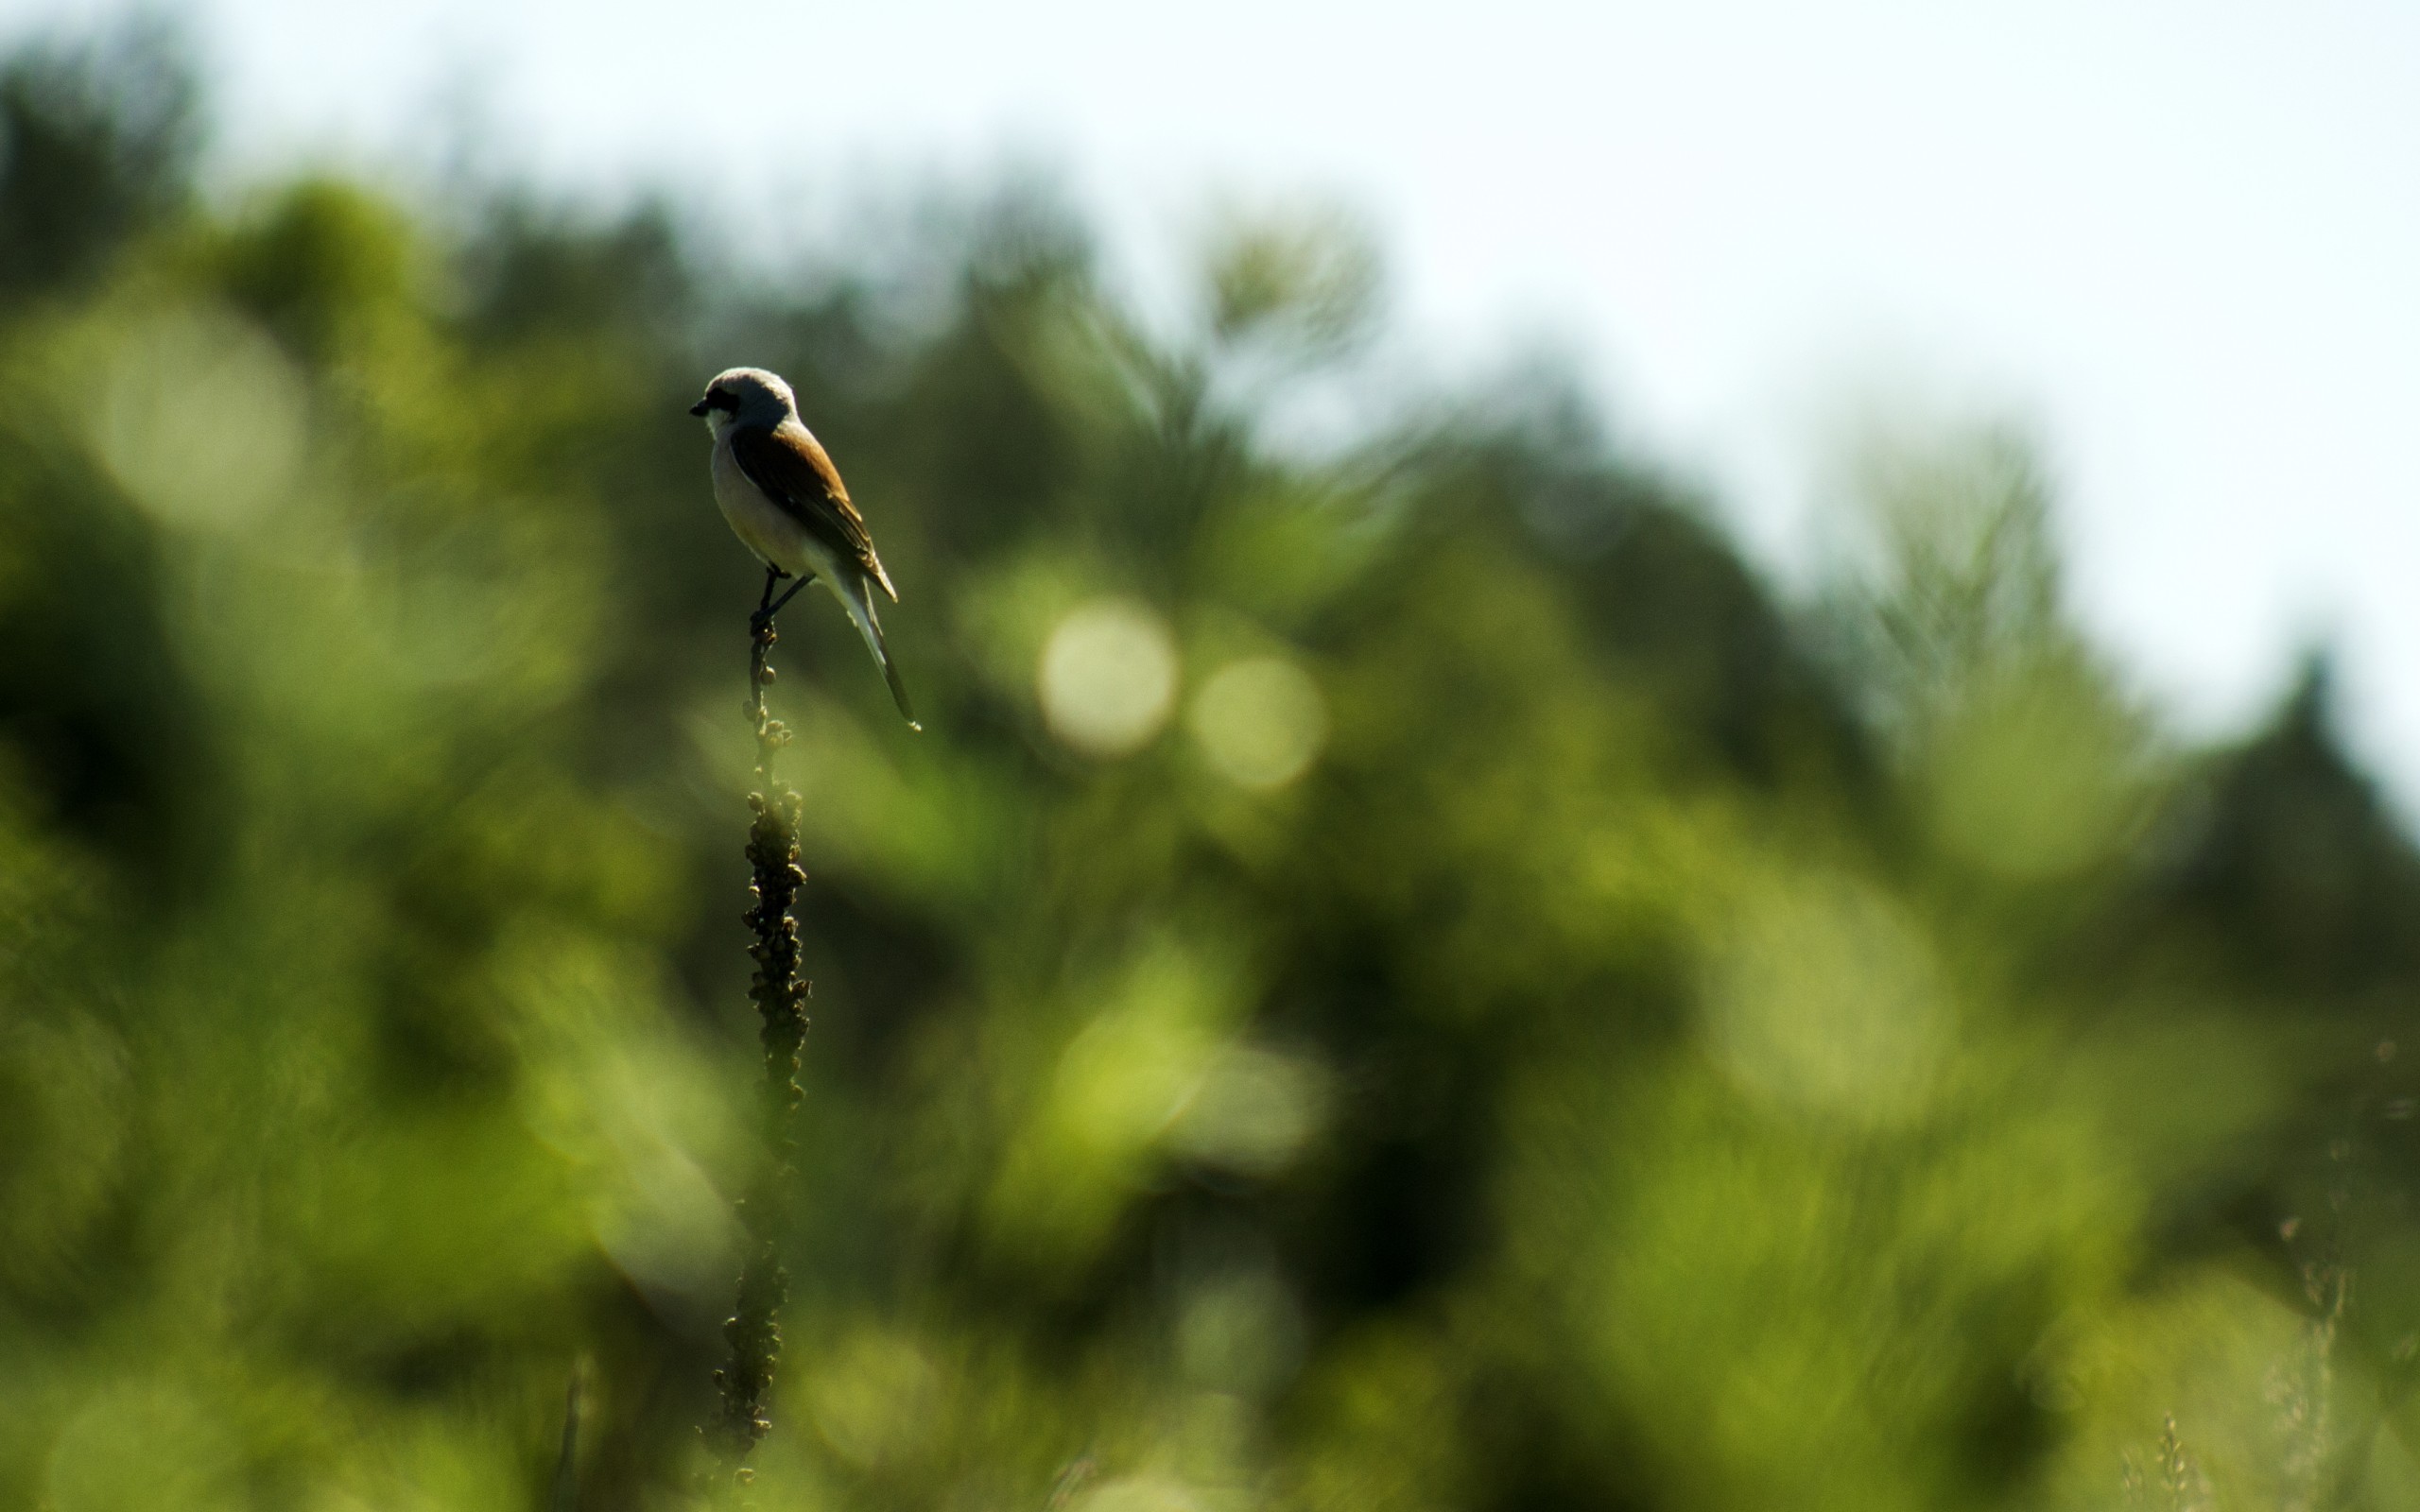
top-left (729, 421), bottom-right (899, 601)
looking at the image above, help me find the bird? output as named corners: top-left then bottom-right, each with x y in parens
top-left (690, 367), bottom-right (918, 730)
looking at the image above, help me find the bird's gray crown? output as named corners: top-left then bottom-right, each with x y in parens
top-left (704, 367), bottom-right (797, 426)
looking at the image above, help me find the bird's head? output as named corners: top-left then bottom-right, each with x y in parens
top-left (690, 367), bottom-right (797, 436)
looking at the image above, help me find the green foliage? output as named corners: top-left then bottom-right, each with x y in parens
top-left (0, 17), bottom-right (197, 305)
top-left (7, 31), bottom-right (2420, 1512)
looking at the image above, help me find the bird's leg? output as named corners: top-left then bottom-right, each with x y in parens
top-left (765, 574), bottom-right (813, 619)
top-left (751, 566), bottom-right (792, 632)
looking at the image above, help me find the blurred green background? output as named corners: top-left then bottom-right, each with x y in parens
top-left (8, 21), bottom-right (2420, 1512)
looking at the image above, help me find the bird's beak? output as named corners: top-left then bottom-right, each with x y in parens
top-left (688, 399), bottom-right (712, 417)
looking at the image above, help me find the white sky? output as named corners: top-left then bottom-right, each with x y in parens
top-left (16, 0), bottom-right (2420, 802)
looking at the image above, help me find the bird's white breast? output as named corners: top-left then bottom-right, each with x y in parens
top-left (710, 430), bottom-right (842, 587)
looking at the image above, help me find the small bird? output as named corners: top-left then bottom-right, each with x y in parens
top-left (691, 367), bottom-right (918, 729)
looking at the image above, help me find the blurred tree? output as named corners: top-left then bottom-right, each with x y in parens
top-left (0, 17), bottom-right (197, 304)
top-left (5, 23), bottom-right (2420, 1512)
top-left (2161, 659), bottom-right (2420, 1001)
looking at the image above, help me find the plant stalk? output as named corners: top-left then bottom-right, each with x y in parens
top-left (705, 570), bottom-right (812, 1474)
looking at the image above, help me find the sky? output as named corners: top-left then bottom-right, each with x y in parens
top-left (15, 0), bottom-right (2420, 802)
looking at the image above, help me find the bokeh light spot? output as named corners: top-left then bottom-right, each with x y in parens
top-left (1038, 598), bottom-right (1179, 757)
top-left (1167, 1043), bottom-right (1328, 1177)
top-left (1077, 1475), bottom-right (1206, 1512)
top-left (1701, 876), bottom-right (1948, 1124)
top-left (47, 1382), bottom-right (238, 1512)
top-left (95, 308), bottom-right (303, 531)
top-left (807, 1329), bottom-right (941, 1470)
top-left (1189, 655), bottom-right (1327, 790)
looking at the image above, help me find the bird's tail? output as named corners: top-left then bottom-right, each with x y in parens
top-left (833, 573), bottom-right (920, 730)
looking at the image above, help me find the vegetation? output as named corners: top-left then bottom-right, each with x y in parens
top-left (5, 24), bottom-right (2420, 1512)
